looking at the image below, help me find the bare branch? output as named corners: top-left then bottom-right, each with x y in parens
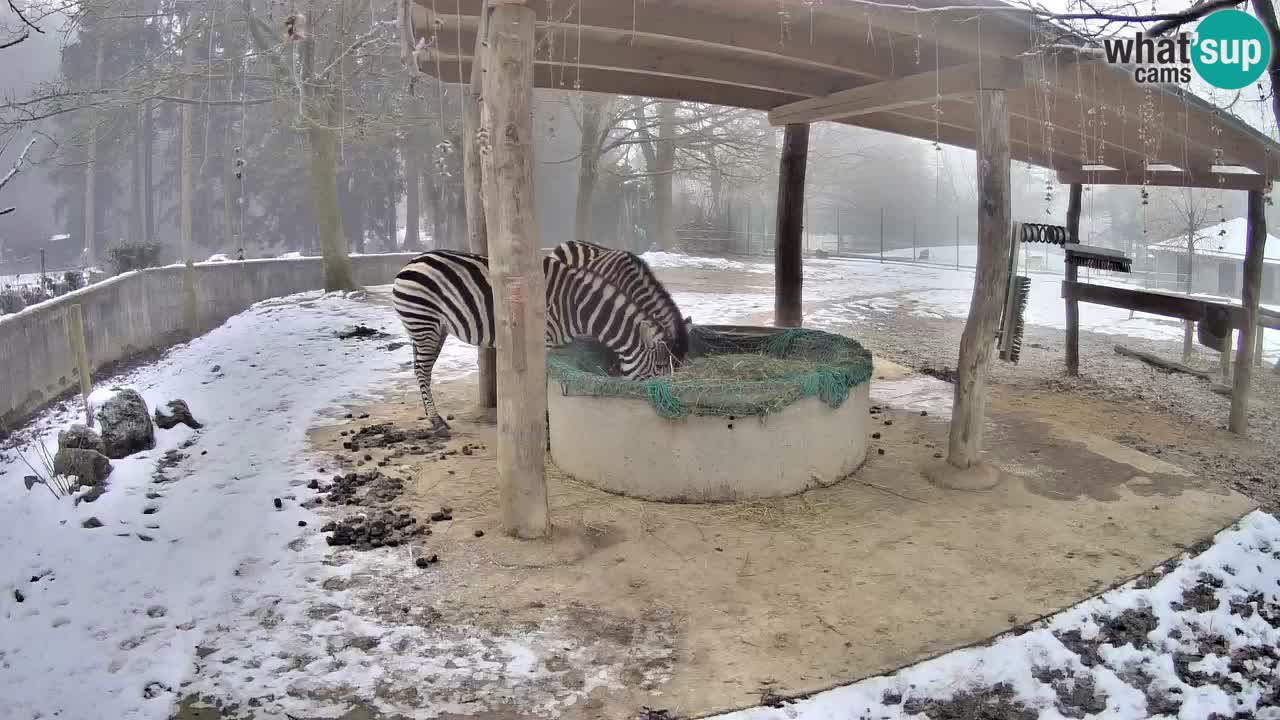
top-left (0, 137), bottom-right (36, 194)
top-left (0, 32), bottom-right (28, 49)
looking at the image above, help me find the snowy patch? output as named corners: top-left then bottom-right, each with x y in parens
top-left (711, 511), bottom-right (1280, 720)
top-left (0, 291), bottom-right (435, 719)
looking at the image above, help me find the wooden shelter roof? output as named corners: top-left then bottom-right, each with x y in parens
top-left (412, 0), bottom-right (1280, 190)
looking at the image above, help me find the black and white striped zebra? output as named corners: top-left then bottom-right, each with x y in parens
top-left (392, 248), bottom-right (682, 437)
top-left (550, 240), bottom-right (692, 362)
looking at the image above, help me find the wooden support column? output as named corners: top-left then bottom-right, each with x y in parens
top-left (933, 88), bottom-right (1011, 490)
top-left (1229, 189), bottom-right (1267, 435)
top-left (479, 0), bottom-right (549, 539)
top-left (774, 123), bottom-right (809, 328)
top-left (465, 0), bottom-right (497, 413)
top-left (1064, 183), bottom-right (1083, 376)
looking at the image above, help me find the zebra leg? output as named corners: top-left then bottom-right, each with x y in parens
top-left (409, 323), bottom-right (451, 438)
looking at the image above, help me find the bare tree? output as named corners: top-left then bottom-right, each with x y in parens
top-left (1160, 187), bottom-right (1217, 360)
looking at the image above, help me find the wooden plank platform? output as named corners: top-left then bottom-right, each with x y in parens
top-left (1062, 281), bottom-right (1280, 331)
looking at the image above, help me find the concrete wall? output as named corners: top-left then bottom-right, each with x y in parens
top-left (1, 253), bottom-right (417, 429)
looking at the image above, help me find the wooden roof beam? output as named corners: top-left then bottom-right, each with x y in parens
top-left (734, 0), bottom-right (1034, 60)
top-left (852, 109), bottom-right (1086, 173)
top-left (432, 27), bottom-right (858, 99)
top-left (767, 59), bottom-right (1024, 126)
top-left (416, 0), bottom-right (939, 85)
top-left (1035, 58), bottom-right (1277, 176)
top-left (1056, 169), bottom-right (1272, 191)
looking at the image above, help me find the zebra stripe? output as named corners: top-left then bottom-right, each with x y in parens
top-left (549, 241), bottom-right (690, 361)
top-left (392, 249), bottom-right (677, 436)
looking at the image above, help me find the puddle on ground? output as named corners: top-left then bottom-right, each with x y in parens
top-left (870, 376), bottom-right (953, 419)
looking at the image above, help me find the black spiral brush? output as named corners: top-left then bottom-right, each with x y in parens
top-left (1019, 223), bottom-right (1068, 246)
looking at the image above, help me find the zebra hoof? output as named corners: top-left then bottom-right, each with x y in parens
top-left (430, 417), bottom-right (451, 438)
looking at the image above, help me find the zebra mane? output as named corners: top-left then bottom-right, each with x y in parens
top-left (548, 241), bottom-right (689, 360)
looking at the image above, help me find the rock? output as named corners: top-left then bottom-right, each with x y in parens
top-left (82, 517), bottom-right (104, 529)
top-left (273, 498), bottom-right (283, 509)
top-left (97, 390), bottom-right (156, 459)
top-left (54, 447), bottom-right (113, 486)
top-left (474, 530), bottom-right (484, 538)
top-left (154, 400), bottom-right (203, 430)
top-left (58, 424), bottom-right (106, 455)
top-left (415, 557), bottom-right (429, 569)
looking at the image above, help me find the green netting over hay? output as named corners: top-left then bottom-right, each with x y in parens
top-left (547, 326), bottom-right (873, 419)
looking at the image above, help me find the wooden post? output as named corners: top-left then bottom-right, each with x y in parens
top-left (1230, 189), bottom-right (1267, 434)
top-left (835, 207), bottom-right (842, 254)
top-left (879, 207), bottom-right (885, 262)
top-left (1256, 326), bottom-right (1265, 367)
top-left (1064, 183), bottom-right (1083, 376)
top-left (940, 88), bottom-right (1010, 486)
top-left (479, 0), bottom-right (549, 539)
top-left (912, 216), bottom-right (918, 261)
top-left (774, 123), bottom-right (808, 328)
top-left (1220, 330), bottom-right (1233, 381)
top-left (465, 0), bottom-right (497, 413)
top-left (66, 304), bottom-right (93, 428)
top-left (955, 215), bottom-right (960, 268)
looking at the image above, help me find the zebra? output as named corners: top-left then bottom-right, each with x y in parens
top-left (392, 248), bottom-right (682, 437)
top-left (550, 240), bottom-right (692, 362)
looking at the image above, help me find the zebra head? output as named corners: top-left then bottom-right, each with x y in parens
top-left (616, 319), bottom-right (681, 380)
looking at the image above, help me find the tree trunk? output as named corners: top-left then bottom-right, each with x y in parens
top-left (84, 36), bottom-right (105, 265)
top-left (223, 120), bottom-right (237, 254)
top-left (131, 108), bottom-right (144, 243)
top-left (654, 101), bottom-right (677, 251)
top-left (463, 43), bottom-right (496, 411)
top-left (480, 1), bottom-right (550, 539)
top-left (308, 122), bottom-right (356, 289)
top-left (425, 166), bottom-right (444, 250)
top-left (404, 142), bottom-right (420, 250)
top-left (774, 123), bottom-right (808, 328)
top-left (181, 39), bottom-right (198, 330)
top-left (575, 96), bottom-right (605, 244)
top-left (142, 101), bottom-right (154, 246)
top-left (1183, 223), bottom-right (1196, 361)
top-left (945, 88), bottom-right (1010, 476)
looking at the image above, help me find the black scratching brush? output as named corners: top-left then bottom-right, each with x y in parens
top-left (1019, 223), bottom-right (1069, 246)
top-left (1007, 276), bottom-right (1031, 363)
top-left (1064, 243), bottom-right (1132, 273)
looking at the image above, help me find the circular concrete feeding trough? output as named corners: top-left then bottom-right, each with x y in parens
top-left (546, 325), bottom-right (872, 503)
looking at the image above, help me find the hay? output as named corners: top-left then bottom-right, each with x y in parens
top-left (671, 353), bottom-right (823, 383)
top-left (547, 326), bottom-right (873, 419)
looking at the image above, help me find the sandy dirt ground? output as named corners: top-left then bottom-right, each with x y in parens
top-left (234, 355), bottom-right (1252, 720)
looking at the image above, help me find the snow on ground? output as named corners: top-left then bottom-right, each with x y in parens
top-left (0, 290), bottom-right (481, 720)
top-left (644, 249), bottom-right (1279, 365)
top-left (710, 510), bottom-right (1280, 720)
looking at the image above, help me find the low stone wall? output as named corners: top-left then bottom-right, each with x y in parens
top-left (0, 253), bottom-right (416, 429)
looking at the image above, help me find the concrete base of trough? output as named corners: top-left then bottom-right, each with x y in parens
top-left (547, 381), bottom-right (870, 503)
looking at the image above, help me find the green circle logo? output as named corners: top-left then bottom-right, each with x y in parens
top-left (1192, 10), bottom-right (1272, 90)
